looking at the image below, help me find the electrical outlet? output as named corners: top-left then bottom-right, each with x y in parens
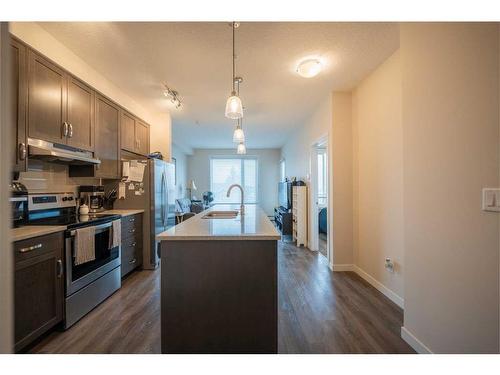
top-left (385, 258), bottom-right (394, 273)
top-left (482, 188), bottom-right (500, 212)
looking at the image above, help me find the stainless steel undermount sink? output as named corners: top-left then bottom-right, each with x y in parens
top-left (202, 210), bottom-right (239, 219)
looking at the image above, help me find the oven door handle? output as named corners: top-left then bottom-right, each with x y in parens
top-left (69, 221), bottom-right (114, 236)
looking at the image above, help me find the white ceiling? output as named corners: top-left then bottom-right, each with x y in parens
top-left (38, 22), bottom-right (399, 151)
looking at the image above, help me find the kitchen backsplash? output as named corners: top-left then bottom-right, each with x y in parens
top-left (18, 160), bottom-right (101, 193)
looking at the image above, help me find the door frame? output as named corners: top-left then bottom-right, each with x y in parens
top-left (309, 134), bottom-right (332, 267)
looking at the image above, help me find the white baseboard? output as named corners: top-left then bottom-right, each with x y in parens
top-left (332, 264), bottom-right (354, 272)
top-left (352, 265), bottom-right (405, 309)
top-left (401, 326), bottom-right (433, 354)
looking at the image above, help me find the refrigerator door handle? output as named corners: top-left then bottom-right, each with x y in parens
top-left (160, 171), bottom-right (166, 226)
top-left (164, 174), bottom-right (169, 227)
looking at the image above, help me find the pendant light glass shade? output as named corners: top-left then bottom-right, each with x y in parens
top-left (233, 123), bottom-right (245, 143)
top-left (225, 92), bottom-right (243, 119)
top-left (237, 142), bottom-right (246, 155)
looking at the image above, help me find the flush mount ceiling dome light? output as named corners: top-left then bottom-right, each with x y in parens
top-left (296, 58), bottom-right (322, 78)
top-left (225, 22), bottom-right (244, 119)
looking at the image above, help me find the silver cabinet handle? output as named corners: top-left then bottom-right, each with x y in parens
top-left (129, 228), bottom-right (135, 233)
top-left (18, 143), bottom-right (26, 161)
top-left (129, 217), bottom-right (135, 222)
top-left (68, 123), bottom-right (73, 138)
top-left (63, 122), bottom-right (69, 137)
top-left (19, 243), bottom-right (42, 253)
top-left (56, 259), bottom-right (63, 278)
top-left (129, 258), bottom-right (136, 264)
top-left (131, 242), bottom-right (137, 247)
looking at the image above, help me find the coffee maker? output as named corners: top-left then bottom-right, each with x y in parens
top-left (78, 185), bottom-right (105, 213)
top-left (10, 181), bottom-right (28, 227)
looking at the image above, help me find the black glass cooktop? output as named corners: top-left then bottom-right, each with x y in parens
top-left (28, 210), bottom-right (121, 230)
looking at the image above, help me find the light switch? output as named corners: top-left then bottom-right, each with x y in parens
top-left (482, 188), bottom-right (500, 212)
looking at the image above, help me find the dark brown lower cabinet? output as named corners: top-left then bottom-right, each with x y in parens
top-left (14, 232), bottom-right (64, 352)
top-left (121, 213), bottom-right (143, 277)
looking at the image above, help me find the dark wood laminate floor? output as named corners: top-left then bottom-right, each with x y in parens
top-left (28, 242), bottom-right (414, 354)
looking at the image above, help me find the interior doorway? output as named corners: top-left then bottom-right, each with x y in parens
top-left (310, 136), bottom-right (330, 262)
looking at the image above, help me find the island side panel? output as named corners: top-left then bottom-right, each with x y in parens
top-left (160, 239), bottom-right (277, 354)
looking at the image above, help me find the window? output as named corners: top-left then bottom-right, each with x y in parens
top-left (317, 149), bottom-right (327, 206)
top-left (279, 159), bottom-right (286, 182)
top-left (210, 157), bottom-right (258, 204)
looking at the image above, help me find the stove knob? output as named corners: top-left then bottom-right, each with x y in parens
top-left (68, 197), bottom-right (74, 201)
top-left (62, 197), bottom-right (68, 201)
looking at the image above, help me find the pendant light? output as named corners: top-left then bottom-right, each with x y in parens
top-left (233, 119), bottom-right (245, 143)
top-left (232, 77), bottom-right (245, 143)
top-left (225, 22), bottom-right (243, 119)
top-left (237, 142), bottom-right (247, 155)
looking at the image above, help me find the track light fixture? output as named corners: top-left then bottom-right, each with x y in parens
top-left (163, 84), bottom-right (182, 109)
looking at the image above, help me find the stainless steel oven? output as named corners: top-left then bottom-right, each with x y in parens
top-left (65, 221), bottom-right (121, 296)
top-left (64, 219), bottom-right (121, 328)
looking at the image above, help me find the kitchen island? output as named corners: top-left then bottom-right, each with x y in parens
top-left (156, 204), bottom-right (280, 353)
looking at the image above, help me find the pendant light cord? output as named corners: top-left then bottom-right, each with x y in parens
top-left (232, 21), bottom-right (235, 93)
top-left (237, 79), bottom-right (242, 130)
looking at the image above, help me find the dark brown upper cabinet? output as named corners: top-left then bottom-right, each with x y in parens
top-left (10, 38), bottom-right (27, 173)
top-left (94, 94), bottom-right (120, 179)
top-left (120, 111), bottom-right (136, 153)
top-left (135, 120), bottom-right (150, 156)
top-left (27, 50), bottom-right (94, 152)
top-left (27, 50), bottom-right (67, 144)
top-left (120, 111), bottom-right (150, 156)
top-left (66, 76), bottom-right (94, 151)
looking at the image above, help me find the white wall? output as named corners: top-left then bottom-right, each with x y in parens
top-left (401, 23), bottom-right (500, 353)
top-left (172, 143), bottom-right (188, 200)
top-left (281, 95), bottom-right (333, 248)
top-left (332, 92), bottom-right (353, 266)
top-left (281, 96), bottom-right (332, 181)
top-left (352, 51), bottom-right (404, 302)
top-left (187, 148), bottom-right (280, 215)
top-left (9, 22), bottom-right (172, 160)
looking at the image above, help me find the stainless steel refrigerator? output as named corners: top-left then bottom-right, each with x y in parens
top-left (110, 152), bottom-right (175, 269)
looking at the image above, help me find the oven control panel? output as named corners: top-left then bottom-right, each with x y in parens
top-left (29, 193), bottom-right (76, 211)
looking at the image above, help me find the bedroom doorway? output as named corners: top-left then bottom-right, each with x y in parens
top-left (310, 136), bottom-right (330, 261)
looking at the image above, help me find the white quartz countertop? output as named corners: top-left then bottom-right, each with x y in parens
top-left (11, 225), bottom-right (66, 242)
top-left (99, 209), bottom-right (145, 217)
top-left (156, 204), bottom-right (280, 241)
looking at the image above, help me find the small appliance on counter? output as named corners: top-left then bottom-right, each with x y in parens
top-left (9, 181), bottom-right (28, 228)
top-left (78, 185), bottom-right (105, 213)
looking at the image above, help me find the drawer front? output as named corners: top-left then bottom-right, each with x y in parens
top-left (121, 214), bottom-right (142, 244)
top-left (121, 241), bottom-right (140, 277)
top-left (14, 232), bottom-right (64, 263)
top-left (121, 213), bottom-right (142, 230)
top-left (120, 213), bottom-right (143, 277)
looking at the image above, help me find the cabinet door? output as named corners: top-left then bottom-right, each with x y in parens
top-left (27, 50), bottom-right (67, 144)
top-left (14, 233), bottom-right (63, 352)
top-left (10, 39), bottom-right (27, 172)
top-left (120, 111), bottom-right (136, 152)
top-left (135, 120), bottom-right (149, 155)
top-left (67, 76), bottom-right (94, 151)
top-left (95, 94), bottom-right (120, 178)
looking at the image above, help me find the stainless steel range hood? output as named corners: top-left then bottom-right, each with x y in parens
top-left (28, 138), bottom-right (101, 165)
